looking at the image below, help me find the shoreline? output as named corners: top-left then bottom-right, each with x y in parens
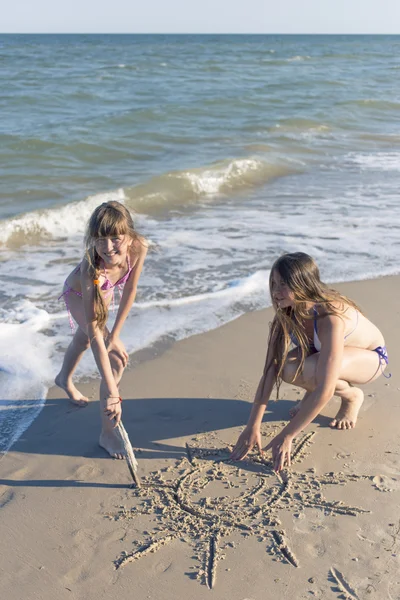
top-left (0, 274), bottom-right (399, 600)
top-left (2, 272), bottom-right (397, 458)
top-left (50, 272), bottom-right (399, 401)
top-left (1, 273), bottom-right (397, 456)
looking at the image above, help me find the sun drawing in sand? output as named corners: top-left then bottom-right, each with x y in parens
top-left (111, 430), bottom-right (371, 589)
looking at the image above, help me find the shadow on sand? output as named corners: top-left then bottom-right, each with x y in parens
top-left (0, 395), bottom-right (332, 489)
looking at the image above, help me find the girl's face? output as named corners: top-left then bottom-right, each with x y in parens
top-left (271, 269), bottom-right (295, 309)
top-left (94, 234), bottom-right (131, 265)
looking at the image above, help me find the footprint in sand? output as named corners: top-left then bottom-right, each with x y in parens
top-left (372, 474), bottom-right (397, 492)
top-left (72, 463), bottom-right (103, 481)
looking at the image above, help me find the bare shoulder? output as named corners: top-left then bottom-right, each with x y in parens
top-left (316, 299), bottom-right (348, 315)
top-left (131, 236), bottom-right (149, 258)
top-left (316, 305), bottom-right (346, 337)
top-left (79, 257), bottom-right (90, 276)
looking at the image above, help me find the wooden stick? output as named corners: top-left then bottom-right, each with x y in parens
top-left (116, 421), bottom-right (141, 488)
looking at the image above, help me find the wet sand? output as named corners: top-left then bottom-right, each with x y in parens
top-left (0, 276), bottom-right (399, 600)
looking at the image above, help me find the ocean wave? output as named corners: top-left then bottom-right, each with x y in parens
top-left (271, 119), bottom-right (331, 138)
top-left (286, 55), bottom-right (312, 62)
top-left (0, 158), bottom-right (297, 247)
top-left (339, 99), bottom-right (400, 111)
top-left (124, 157), bottom-right (299, 213)
top-left (0, 189), bottom-right (126, 248)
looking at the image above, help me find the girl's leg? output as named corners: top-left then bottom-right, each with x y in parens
top-left (55, 291), bottom-right (90, 406)
top-left (329, 379), bottom-right (364, 429)
top-left (99, 350), bottom-right (127, 459)
top-left (55, 326), bottom-right (90, 406)
top-left (285, 349), bottom-right (314, 418)
top-left (58, 291), bottom-right (130, 458)
top-left (283, 347), bottom-right (383, 429)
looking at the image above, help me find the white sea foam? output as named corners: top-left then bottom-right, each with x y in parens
top-left (0, 300), bottom-right (55, 454)
top-left (347, 152), bottom-right (400, 171)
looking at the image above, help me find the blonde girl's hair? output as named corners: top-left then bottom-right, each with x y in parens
top-left (84, 201), bottom-right (145, 331)
top-left (267, 252), bottom-right (362, 399)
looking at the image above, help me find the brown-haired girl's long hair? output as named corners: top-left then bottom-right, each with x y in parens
top-left (84, 201), bottom-right (144, 331)
top-left (267, 252), bottom-right (361, 399)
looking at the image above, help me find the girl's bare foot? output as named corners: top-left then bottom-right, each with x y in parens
top-left (99, 430), bottom-right (125, 459)
top-left (55, 374), bottom-right (89, 407)
top-left (330, 387), bottom-right (364, 430)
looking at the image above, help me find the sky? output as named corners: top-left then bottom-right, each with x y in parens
top-left (2, 0), bottom-right (400, 34)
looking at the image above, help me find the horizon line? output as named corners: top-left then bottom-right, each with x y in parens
top-left (1, 32), bottom-right (400, 36)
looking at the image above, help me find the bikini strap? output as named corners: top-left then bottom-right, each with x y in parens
top-left (313, 306), bottom-right (319, 335)
top-left (344, 308), bottom-right (359, 340)
top-left (375, 346), bottom-right (391, 379)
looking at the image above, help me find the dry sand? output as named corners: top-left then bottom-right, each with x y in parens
top-left (1, 276), bottom-right (400, 600)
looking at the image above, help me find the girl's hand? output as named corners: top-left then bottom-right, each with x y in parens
top-left (104, 395), bottom-right (122, 426)
top-left (231, 426), bottom-right (263, 461)
top-left (265, 433), bottom-right (293, 473)
top-left (106, 336), bottom-right (129, 368)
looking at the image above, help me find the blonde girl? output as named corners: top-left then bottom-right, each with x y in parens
top-left (56, 201), bottom-right (148, 459)
top-left (231, 252), bottom-right (389, 472)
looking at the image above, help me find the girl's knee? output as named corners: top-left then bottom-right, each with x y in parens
top-left (282, 359), bottom-right (317, 390)
top-left (75, 330), bottom-right (90, 350)
top-left (109, 352), bottom-right (125, 374)
top-left (282, 360), bottom-right (299, 384)
top-left (334, 379), bottom-right (350, 395)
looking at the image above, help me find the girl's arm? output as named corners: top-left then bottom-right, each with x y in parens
top-left (80, 261), bottom-right (120, 400)
top-left (109, 241), bottom-right (148, 340)
top-left (266, 314), bottom-right (345, 471)
top-left (231, 327), bottom-right (277, 460)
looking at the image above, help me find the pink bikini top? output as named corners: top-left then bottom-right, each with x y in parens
top-left (59, 254), bottom-right (135, 332)
top-left (100, 254), bottom-right (133, 295)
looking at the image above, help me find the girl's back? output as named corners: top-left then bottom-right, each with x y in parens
top-left (315, 303), bottom-right (385, 351)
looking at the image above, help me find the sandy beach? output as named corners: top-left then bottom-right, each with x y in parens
top-left (1, 275), bottom-right (399, 600)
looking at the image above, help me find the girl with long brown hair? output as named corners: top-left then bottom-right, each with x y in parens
top-left (231, 252), bottom-right (389, 472)
top-left (56, 201), bottom-right (148, 458)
